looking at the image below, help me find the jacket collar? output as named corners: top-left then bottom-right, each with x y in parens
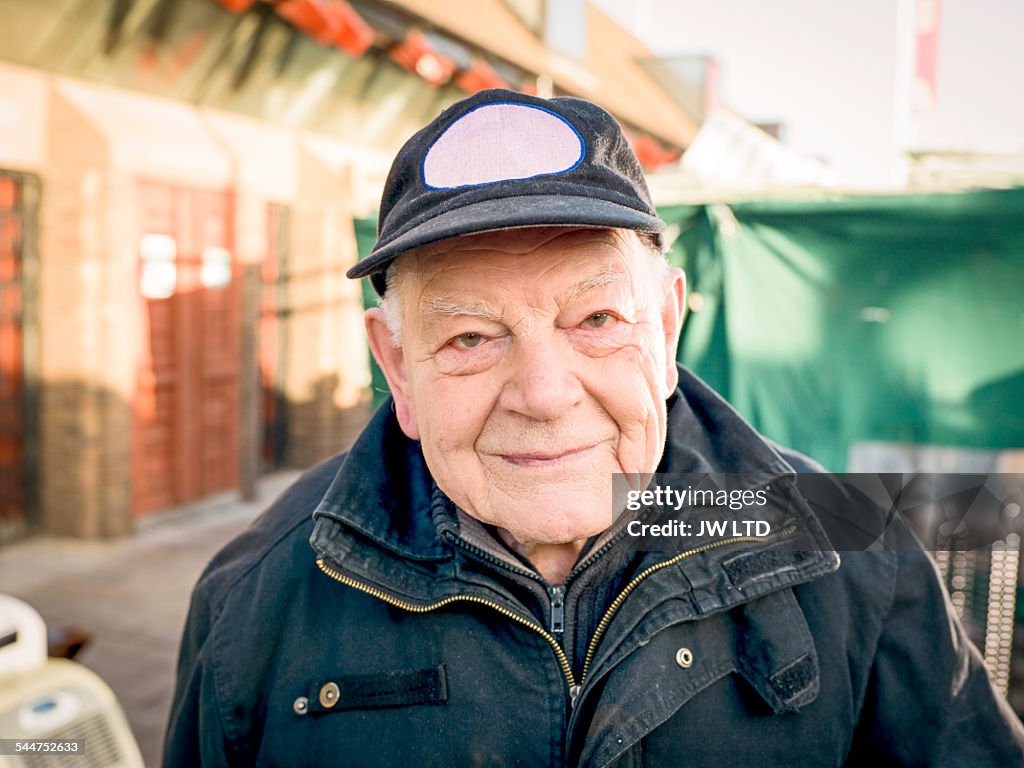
top-left (661, 366), bottom-right (794, 479)
top-left (310, 404), bottom-right (449, 563)
top-left (310, 365), bottom-right (835, 584)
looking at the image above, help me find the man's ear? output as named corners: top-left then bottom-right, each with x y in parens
top-left (365, 307), bottom-right (420, 440)
top-left (659, 268), bottom-right (686, 395)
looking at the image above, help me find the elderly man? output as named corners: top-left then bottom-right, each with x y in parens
top-left (165, 90), bottom-right (1023, 766)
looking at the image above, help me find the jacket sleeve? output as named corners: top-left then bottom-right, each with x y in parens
top-left (847, 519), bottom-right (1024, 766)
top-left (162, 577), bottom-right (234, 768)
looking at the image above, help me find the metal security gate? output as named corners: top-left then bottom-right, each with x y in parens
top-left (0, 171), bottom-right (38, 541)
top-left (134, 182), bottom-right (239, 515)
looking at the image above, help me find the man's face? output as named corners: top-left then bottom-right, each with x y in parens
top-left (366, 228), bottom-right (685, 547)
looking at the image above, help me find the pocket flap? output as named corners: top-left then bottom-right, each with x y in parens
top-left (733, 590), bottom-right (819, 714)
top-left (306, 664), bottom-right (448, 714)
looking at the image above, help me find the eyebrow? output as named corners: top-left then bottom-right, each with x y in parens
top-left (420, 296), bottom-right (503, 323)
top-left (564, 266), bottom-right (628, 305)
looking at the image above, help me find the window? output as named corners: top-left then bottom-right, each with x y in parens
top-left (200, 246), bottom-right (232, 289)
top-left (139, 233), bottom-right (177, 299)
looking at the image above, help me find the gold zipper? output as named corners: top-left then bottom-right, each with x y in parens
top-left (577, 525), bottom-right (797, 684)
top-left (317, 524), bottom-right (795, 706)
top-left (316, 557), bottom-right (577, 689)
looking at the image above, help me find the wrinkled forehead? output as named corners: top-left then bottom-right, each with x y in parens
top-left (394, 226), bottom-right (643, 287)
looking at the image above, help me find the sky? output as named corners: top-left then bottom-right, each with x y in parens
top-left (593, 0), bottom-right (1024, 186)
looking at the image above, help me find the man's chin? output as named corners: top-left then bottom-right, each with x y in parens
top-left (490, 505), bottom-right (613, 548)
top-left (457, 471), bottom-right (618, 543)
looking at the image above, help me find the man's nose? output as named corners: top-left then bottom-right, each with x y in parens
top-left (499, 335), bottom-right (585, 421)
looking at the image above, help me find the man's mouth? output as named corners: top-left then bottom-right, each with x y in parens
top-left (497, 445), bottom-right (597, 467)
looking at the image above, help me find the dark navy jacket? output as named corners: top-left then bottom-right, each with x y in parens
top-left (164, 368), bottom-right (1024, 767)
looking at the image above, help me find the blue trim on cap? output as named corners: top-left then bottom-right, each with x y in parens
top-left (420, 101), bottom-right (586, 191)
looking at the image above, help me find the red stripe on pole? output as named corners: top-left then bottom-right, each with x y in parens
top-left (275, 0), bottom-right (374, 57)
top-left (330, 1), bottom-right (374, 57)
top-left (275, 0), bottom-right (333, 42)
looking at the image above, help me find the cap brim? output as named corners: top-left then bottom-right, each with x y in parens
top-left (346, 194), bottom-right (665, 280)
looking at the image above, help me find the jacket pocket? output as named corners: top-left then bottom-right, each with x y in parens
top-left (304, 664), bottom-right (448, 715)
top-left (581, 587), bottom-right (820, 767)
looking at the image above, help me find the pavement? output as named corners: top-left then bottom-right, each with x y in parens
top-left (0, 470), bottom-right (301, 768)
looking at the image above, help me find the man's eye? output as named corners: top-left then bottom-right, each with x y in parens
top-left (453, 332), bottom-right (484, 348)
top-left (582, 312), bottom-right (612, 329)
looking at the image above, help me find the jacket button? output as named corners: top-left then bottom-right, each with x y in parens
top-left (675, 647), bottom-right (694, 669)
top-left (319, 682), bottom-right (341, 708)
top-left (293, 696), bottom-right (309, 715)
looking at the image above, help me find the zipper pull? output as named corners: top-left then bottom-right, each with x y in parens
top-left (548, 584), bottom-right (565, 635)
top-left (569, 684), bottom-right (582, 709)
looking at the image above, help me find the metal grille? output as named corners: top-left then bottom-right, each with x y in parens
top-left (984, 535), bottom-right (1021, 696)
top-left (22, 714), bottom-right (122, 768)
top-left (936, 537), bottom-right (1021, 699)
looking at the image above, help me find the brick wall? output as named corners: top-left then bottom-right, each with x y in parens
top-left (13, 72), bottom-right (377, 535)
top-left (38, 89), bottom-right (135, 536)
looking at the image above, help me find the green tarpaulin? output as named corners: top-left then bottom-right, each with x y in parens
top-left (666, 187), bottom-right (1024, 469)
top-left (353, 216), bottom-right (392, 410)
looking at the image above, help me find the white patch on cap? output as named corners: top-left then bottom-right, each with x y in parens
top-left (422, 103), bottom-right (584, 189)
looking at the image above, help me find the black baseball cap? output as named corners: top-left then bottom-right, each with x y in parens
top-left (347, 88), bottom-right (666, 294)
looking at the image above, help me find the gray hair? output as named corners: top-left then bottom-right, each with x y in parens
top-left (377, 230), bottom-right (668, 348)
